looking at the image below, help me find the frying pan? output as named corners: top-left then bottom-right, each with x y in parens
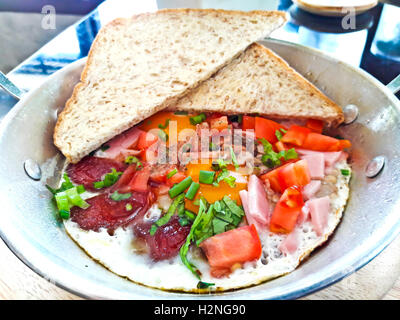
top-left (0, 38), bottom-right (400, 299)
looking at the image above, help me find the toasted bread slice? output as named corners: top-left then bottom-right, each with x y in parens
top-left (170, 43), bottom-right (344, 125)
top-left (54, 9), bottom-right (287, 163)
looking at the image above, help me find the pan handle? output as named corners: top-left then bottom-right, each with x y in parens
top-left (387, 74), bottom-right (400, 95)
top-left (0, 71), bottom-right (24, 100)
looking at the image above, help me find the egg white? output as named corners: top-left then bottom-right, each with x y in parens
top-left (63, 160), bottom-right (351, 292)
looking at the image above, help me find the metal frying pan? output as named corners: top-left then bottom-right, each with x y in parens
top-left (0, 39), bottom-right (399, 299)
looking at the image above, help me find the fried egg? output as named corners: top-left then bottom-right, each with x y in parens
top-left (63, 160), bottom-right (351, 292)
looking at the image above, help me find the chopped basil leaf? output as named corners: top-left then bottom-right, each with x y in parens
top-left (126, 203), bottom-right (133, 211)
top-left (151, 194), bottom-right (185, 234)
top-left (110, 191), bottom-right (132, 201)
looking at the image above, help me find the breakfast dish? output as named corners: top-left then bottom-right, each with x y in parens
top-left (48, 9), bottom-right (352, 292)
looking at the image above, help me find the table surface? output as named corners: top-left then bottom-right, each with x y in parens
top-left (1, 0), bottom-right (400, 300)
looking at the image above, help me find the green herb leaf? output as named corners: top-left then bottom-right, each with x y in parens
top-left (223, 175), bottom-right (236, 188)
top-left (174, 110), bottom-right (188, 115)
top-left (189, 113), bottom-right (206, 125)
top-left (197, 281), bottom-right (215, 289)
top-left (275, 129), bottom-right (283, 141)
top-left (158, 119), bottom-right (170, 129)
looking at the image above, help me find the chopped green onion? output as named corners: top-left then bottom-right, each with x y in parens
top-left (149, 224), bottom-right (158, 236)
top-left (151, 194), bottom-right (185, 235)
top-left (275, 129), bottom-right (283, 141)
top-left (183, 210), bottom-right (196, 221)
top-left (126, 203), bottom-right (133, 211)
top-left (158, 119), bottom-right (170, 129)
top-left (158, 129), bottom-right (168, 142)
top-left (125, 156), bottom-right (142, 168)
top-left (223, 175), bottom-right (236, 188)
top-left (166, 168), bottom-right (178, 179)
top-left (229, 146), bottom-right (239, 170)
top-left (93, 168), bottom-right (123, 189)
top-left (199, 170), bottom-right (215, 184)
top-left (185, 182), bottom-right (200, 200)
top-left (341, 169), bottom-right (350, 176)
top-left (189, 113), bottom-right (206, 125)
top-left (65, 187), bottom-right (90, 209)
top-left (168, 176), bottom-right (193, 198)
top-left (110, 191), bottom-right (132, 201)
top-left (59, 209), bottom-right (70, 220)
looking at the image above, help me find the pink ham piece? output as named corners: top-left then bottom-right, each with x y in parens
top-left (306, 196), bottom-right (331, 236)
top-left (246, 175), bottom-right (271, 226)
top-left (301, 154), bottom-right (324, 179)
top-left (279, 228), bottom-right (300, 254)
top-left (303, 180), bottom-right (322, 201)
top-left (239, 190), bottom-right (262, 231)
top-left (102, 127), bottom-right (143, 160)
top-left (296, 148), bottom-right (343, 167)
top-left (297, 204), bottom-right (310, 224)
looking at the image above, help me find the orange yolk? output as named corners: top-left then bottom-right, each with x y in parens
top-left (184, 159), bottom-right (247, 213)
top-left (138, 111), bottom-right (195, 135)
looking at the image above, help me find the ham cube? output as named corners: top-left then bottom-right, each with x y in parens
top-left (301, 154), bottom-right (325, 179)
top-left (240, 190), bottom-right (262, 231)
top-left (246, 175), bottom-right (270, 226)
top-left (296, 148), bottom-right (343, 167)
top-left (306, 196), bottom-right (331, 236)
top-left (303, 180), bottom-right (322, 201)
top-left (279, 228), bottom-right (300, 254)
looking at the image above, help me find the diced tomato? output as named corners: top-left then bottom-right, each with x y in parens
top-left (199, 225), bottom-right (262, 277)
top-left (278, 159), bottom-right (311, 191)
top-left (306, 119), bottom-right (324, 134)
top-left (242, 115), bottom-right (255, 131)
top-left (137, 131), bottom-right (158, 150)
top-left (255, 117), bottom-right (286, 143)
top-left (112, 165), bottom-right (137, 193)
top-left (281, 125), bottom-right (312, 146)
top-left (166, 170), bottom-right (187, 186)
top-left (270, 186), bottom-right (304, 233)
top-left (209, 116), bottom-right (229, 131)
top-left (302, 133), bottom-right (351, 151)
top-left (129, 166), bottom-right (151, 192)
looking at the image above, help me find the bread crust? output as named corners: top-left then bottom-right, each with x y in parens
top-left (54, 9), bottom-right (287, 163)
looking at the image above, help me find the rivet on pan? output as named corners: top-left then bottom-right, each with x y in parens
top-left (343, 104), bottom-right (359, 124)
top-left (365, 156), bottom-right (385, 178)
top-left (24, 159), bottom-right (42, 181)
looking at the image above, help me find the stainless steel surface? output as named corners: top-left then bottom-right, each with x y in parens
top-left (343, 104), bottom-right (360, 125)
top-left (365, 156), bottom-right (386, 178)
top-left (0, 71), bottom-right (24, 100)
top-left (0, 39), bottom-right (400, 300)
top-left (23, 159), bottom-right (42, 181)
